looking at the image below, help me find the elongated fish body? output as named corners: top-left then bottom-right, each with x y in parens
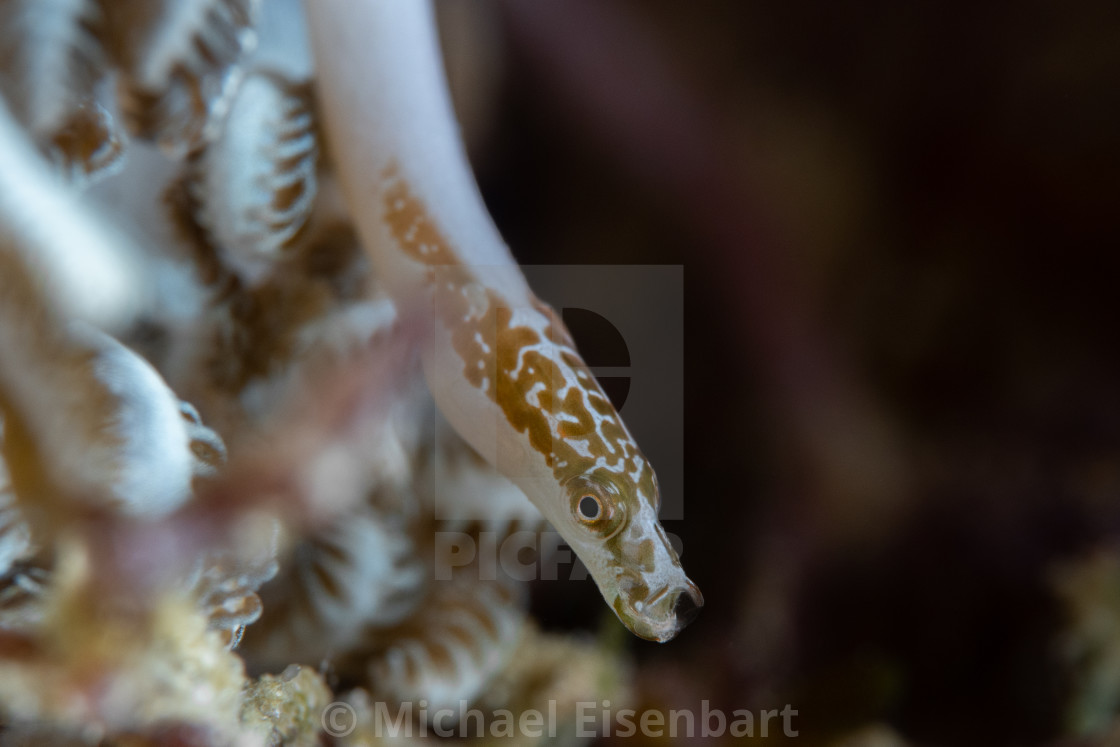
top-left (306, 0), bottom-right (700, 641)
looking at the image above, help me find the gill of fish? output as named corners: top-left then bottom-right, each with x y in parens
top-left (304, 0), bottom-right (701, 641)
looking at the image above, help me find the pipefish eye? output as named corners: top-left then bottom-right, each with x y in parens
top-left (577, 494), bottom-right (602, 522)
top-left (566, 475), bottom-right (627, 537)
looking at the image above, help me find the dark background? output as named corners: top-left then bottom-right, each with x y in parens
top-left (445, 1), bottom-right (1120, 744)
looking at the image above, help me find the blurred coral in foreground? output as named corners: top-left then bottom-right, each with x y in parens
top-left (0, 0), bottom-right (625, 743)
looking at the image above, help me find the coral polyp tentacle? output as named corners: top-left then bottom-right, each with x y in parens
top-left (101, 0), bottom-right (262, 156)
top-left (185, 69), bottom-right (318, 284)
top-left (0, 0), bottom-right (124, 182)
top-left (362, 575), bottom-right (526, 715)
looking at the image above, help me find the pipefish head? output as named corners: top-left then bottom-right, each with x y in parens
top-left (555, 466), bottom-right (703, 643)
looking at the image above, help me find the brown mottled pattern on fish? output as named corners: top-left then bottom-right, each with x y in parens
top-left (381, 164), bottom-right (658, 513)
